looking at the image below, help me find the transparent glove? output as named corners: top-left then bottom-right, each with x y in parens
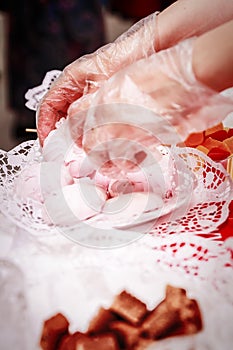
top-left (37, 12), bottom-right (159, 145)
top-left (67, 38), bottom-right (233, 175)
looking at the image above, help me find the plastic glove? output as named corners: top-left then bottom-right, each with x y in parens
top-left (37, 12), bottom-right (158, 145)
top-left (67, 38), bottom-right (233, 175)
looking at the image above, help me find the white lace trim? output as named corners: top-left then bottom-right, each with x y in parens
top-left (25, 70), bottom-right (61, 112)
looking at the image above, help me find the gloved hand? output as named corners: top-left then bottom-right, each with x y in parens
top-left (67, 38), bottom-right (233, 175)
top-left (37, 12), bottom-right (159, 145)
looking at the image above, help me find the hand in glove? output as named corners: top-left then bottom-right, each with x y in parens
top-left (67, 28), bottom-right (233, 175)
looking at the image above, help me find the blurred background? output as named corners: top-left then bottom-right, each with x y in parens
top-left (0, 0), bottom-right (174, 151)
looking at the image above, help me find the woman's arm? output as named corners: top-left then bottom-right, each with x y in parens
top-left (193, 19), bottom-right (233, 92)
top-left (156, 0), bottom-right (233, 50)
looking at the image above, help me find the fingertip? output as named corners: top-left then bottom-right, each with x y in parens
top-left (37, 102), bottom-right (61, 146)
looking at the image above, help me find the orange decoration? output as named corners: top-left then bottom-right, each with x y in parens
top-left (196, 145), bottom-right (209, 154)
top-left (204, 123), bottom-right (223, 137)
top-left (184, 132), bottom-right (204, 147)
top-left (202, 137), bottom-right (230, 152)
top-left (223, 136), bottom-right (233, 153)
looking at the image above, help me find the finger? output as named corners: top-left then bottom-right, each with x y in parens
top-left (37, 62), bottom-right (92, 145)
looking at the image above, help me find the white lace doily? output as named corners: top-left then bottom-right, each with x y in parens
top-left (0, 138), bottom-right (233, 283)
top-left (0, 140), bottom-right (232, 240)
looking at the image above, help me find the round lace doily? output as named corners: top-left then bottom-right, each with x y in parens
top-left (0, 141), bottom-right (232, 240)
top-left (0, 138), bottom-right (233, 280)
